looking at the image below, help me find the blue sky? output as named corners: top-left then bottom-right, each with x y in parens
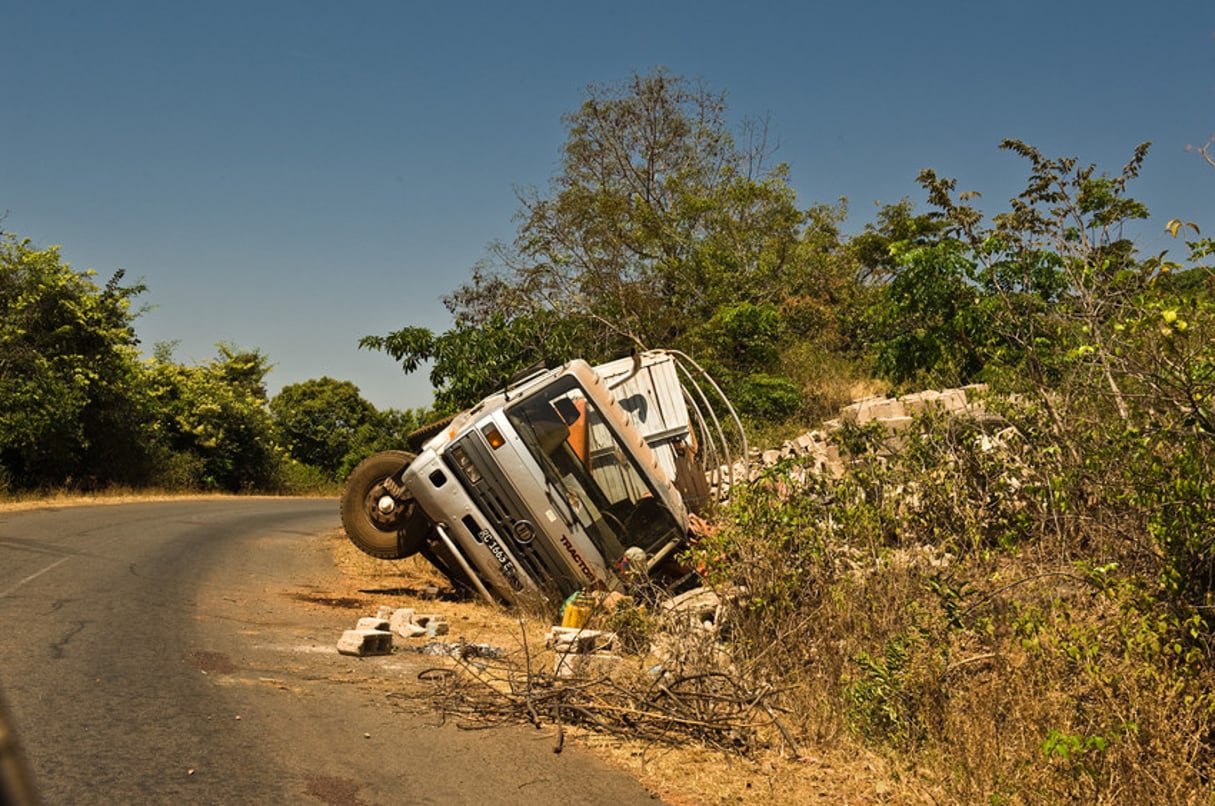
top-left (3, 1), bottom-right (1213, 411)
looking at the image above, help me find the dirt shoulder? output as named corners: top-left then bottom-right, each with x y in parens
top-left (325, 531), bottom-right (939, 806)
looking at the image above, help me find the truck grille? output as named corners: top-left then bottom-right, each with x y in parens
top-left (448, 433), bottom-right (576, 595)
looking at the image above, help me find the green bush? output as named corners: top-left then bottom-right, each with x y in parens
top-left (729, 373), bottom-right (804, 421)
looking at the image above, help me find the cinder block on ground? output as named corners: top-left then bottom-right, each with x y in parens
top-left (547, 627), bottom-right (616, 654)
top-left (903, 389), bottom-right (970, 415)
top-left (938, 388), bottom-right (969, 412)
top-left (821, 444), bottom-right (843, 476)
top-left (337, 629), bottom-right (394, 657)
top-left (554, 652), bottom-right (622, 679)
top-left (794, 433), bottom-right (820, 454)
top-left (356, 617), bottom-right (390, 631)
top-left (389, 608), bottom-right (416, 636)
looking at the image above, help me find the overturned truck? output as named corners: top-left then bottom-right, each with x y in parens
top-left (340, 350), bottom-right (746, 605)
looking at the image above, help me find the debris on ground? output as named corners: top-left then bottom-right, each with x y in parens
top-left (337, 607), bottom-right (450, 655)
top-left (336, 628), bottom-right (393, 657)
top-left (410, 641), bottom-right (506, 660)
top-left (547, 625), bottom-right (622, 679)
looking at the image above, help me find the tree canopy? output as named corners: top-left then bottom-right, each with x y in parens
top-left (365, 70), bottom-right (863, 418)
top-left (0, 233), bottom-right (418, 492)
top-left (0, 234), bottom-right (151, 487)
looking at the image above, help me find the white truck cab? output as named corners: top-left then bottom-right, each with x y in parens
top-left (340, 351), bottom-right (744, 605)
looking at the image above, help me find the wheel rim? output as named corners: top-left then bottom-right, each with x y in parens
top-left (364, 481), bottom-right (407, 531)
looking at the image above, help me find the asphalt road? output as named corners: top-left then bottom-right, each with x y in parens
top-left (0, 499), bottom-right (662, 805)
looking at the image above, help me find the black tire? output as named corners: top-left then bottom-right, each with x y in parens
top-left (340, 450), bottom-right (430, 559)
top-left (406, 415), bottom-right (456, 452)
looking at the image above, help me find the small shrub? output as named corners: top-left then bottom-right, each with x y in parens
top-left (272, 459), bottom-right (340, 495)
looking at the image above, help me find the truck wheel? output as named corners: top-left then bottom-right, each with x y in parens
top-left (406, 415), bottom-right (456, 452)
top-left (341, 450), bottom-right (430, 559)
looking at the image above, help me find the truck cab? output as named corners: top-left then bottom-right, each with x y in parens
top-left (341, 351), bottom-right (745, 605)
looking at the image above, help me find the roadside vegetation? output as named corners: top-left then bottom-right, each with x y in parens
top-left (5, 69), bottom-right (1215, 801)
top-left (0, 234), bottom-right (429, 496)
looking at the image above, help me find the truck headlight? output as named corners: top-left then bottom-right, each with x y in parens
top-left (451, 446), bottom-right (481, 484)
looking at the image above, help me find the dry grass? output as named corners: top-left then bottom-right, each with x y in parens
top-left (679, 408), bottom-right (1215, 805)
top-left (327, 531), bottom-right (941, 805)
top-left (0, 489), bottom-right (285, 513)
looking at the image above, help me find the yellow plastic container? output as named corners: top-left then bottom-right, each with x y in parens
top-left (561, 593), bottom-right (592, 629)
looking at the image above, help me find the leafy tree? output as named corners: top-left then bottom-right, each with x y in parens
top-left (500, 70), bottom-right (808, 346)
top-left (0, 232), bottom-right (153, 488)
top-left (872, 141), bottom-right (1153, 404)
top-left (367, 70), bottom-right (856, 418)
top-left (872, 239), bottom-right (989, 387)
top-left (700, 302), bottom-right (783, 371)
top-left (334, 407), bottom-right (426, 479)
top-left (360, 310), bottom-right (588, 412)
top-left (270, 377), bottom-right (381, 478)
top-left (146, 345), bottom-right (281, 491)
top-left (848, 199), bottom-right (949, 287)
top-left (884, 141), bottom-right (1215, 623)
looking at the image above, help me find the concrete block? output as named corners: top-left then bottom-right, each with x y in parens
top-left (661, 587), bottom-right (720, 621)
top-left (857, 398), bottom-right (903, 422)
top-left (794, 433), bottom-right (819, 454)
top-left (554, 652), bottom-right (622, 679)
top-left (547, 627), bottom-right (616, 654)
top-left (900, 391), bottom-right (934, 414)
top-left (337, 629), bottom-right (394, 657)
top-left (356, 617), bottom-right (390, 631)
top-left (388, 608), bottom-right (416, 636)
top-left (401, 623), bottom-right (427, 638)
top-left (822, 444), bottom-right (843, 476)
top-left (937, 389), bottom-right (969, 412)
top-left (877, 415), bottom-right (915, 433)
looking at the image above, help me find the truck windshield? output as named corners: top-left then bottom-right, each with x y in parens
top-left (506, 376), bottom-right (682, 566)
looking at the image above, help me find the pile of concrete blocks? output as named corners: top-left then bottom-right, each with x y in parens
top-left (336, 606), bottom-right (450, 657)
top-left (741, 385), bottom-right (990, 480)
top-left (839, 386), bottom-right (981, 428)
top-left (755, 429), bottom-right (842, 478)
top-left (546, 626), bottom-right (621, 679)
top-left (650, 586), bottom-right (735, 676)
